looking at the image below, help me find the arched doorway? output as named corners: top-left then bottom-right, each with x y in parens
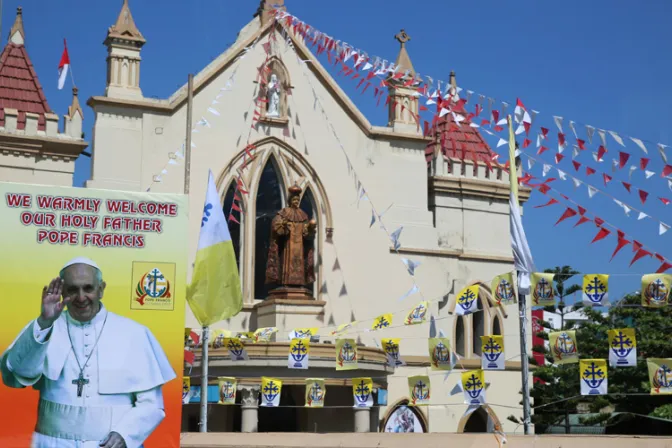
top-left (459, 405), bottom-right (502, 433)
top-left (382, 400), bottom-right (427, 433)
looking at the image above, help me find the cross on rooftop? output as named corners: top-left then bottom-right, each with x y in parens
top-left (395, 29), bottom-right (411, 46)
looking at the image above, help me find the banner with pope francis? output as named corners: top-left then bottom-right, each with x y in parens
top-left (0, 181), bottom-right (188, 448)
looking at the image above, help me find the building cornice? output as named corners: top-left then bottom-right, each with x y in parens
top-left (392, 246), bottom-right (515, 263)
top-left (0, 132), bottom-right (88, 159)
top-left (429, 175), bottom-right (531, 203)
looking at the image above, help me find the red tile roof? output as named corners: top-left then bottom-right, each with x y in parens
top-left (0, 43), bottom-right (51, 131)
top-left (425, 100), bottom-right (497, 169)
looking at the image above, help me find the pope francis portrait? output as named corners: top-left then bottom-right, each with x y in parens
top-left (0, 257), bottom-right (176, 448)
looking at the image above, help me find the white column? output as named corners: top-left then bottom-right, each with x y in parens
top-left (354, 407), bottom-right (370, 432)
top-left (240, 386), bottom-right (260, 433)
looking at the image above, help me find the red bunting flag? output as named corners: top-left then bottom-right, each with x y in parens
top-left (577, 139), bottom-right (586, 150)
top-left (632, 240), bottom-right (643, 253)
top-left (555, 207), bottom-right (577, 225)
top-left (555, 153), bottom-right (564, 163)
top-left (572, 161), bottom-right (581, 171)
top-left (603, 174), bottom-right (612, 185)
top-left (597, 145), bottom-right (606, 160)
top-left (657, 261), bottom-right (672, 273)
top-left (534, 198), bottom-right (559, 208)
top-left (663, 165), bottom-right (672, 178)
top-left (538, 146), bottom-right (549, 155)
top-left (574, 216), bottom-right (591, 227)
top-left (558, 133), bottom-right (566, 146)
top-left (578, 206), bottom-right (587, 215)
top-left (639, 189), bottom-right (649, 204)
top-left (591, 227), bottom-right (611, 244)
top-left (622, 182), bottom-right (632, 193)
top-left (610, 230), bottom-right (631, 261)
top-left (619, 152), bottom-right (630, 169)
top-left (660, 197), bottom-right (671, 205)
top-left (523, 138), bottom-right (531, 148)
top-left (594, 217), bottom-right (605, 227)
top-left (184, 350), bottom-right (195, 367)
top-left (640, 157), bottom-right (650, 170)
top-left (630, 248), bottom-right (652, 267)
top-left (540, 127), bottom-right (549, 139)
top-left (586, 167), bottom-right (596, 175)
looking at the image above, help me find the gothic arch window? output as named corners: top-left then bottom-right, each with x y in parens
top-left (382, 399), bottom-right (427, 433)
top-left (254, 157), bottom-right (285, 300)
top-left (493, 315), bottom-right (502, 336)
top-left (463, 407), bottom-right (489, 433)
top-left (217, 137), bottom-right (334, 304)
top-left (222, 182), bottom-right (242, 268)
top-left (455, 316), bottom-right (466, 357)
top-left (472, 295), bottom-right (485, 356)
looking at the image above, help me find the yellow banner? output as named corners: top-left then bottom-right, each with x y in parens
top-left (182, 376), bottom-right (191, 404)
top-left (491, 272), bottom-right (516, 306)
top-left (408, 375), bottom-right (431, 406)
top-left (222, 337), bottom-right (248, 361)
top-left (404, 301), bottom-right (428, 325)
top-left (331, 321), bottom-right (356, 336)
top-left (305, 378), bottom-right (326, 408)
top-left (608, 328), bottom-right (637, 367)
top-left (352, 377), bottom-right (373, 408)
top-left (291, 328), bottom-right (318, 339)
top-left (549, 331), bottom-right (579, 364)
top-left (217, 377), bottom-right (237, 405)
top-left (531, 272), bottom-right (555, 306)
top-left (381, 338), bottom-right (404, 367)
top-left (579, 359), bottom-right (607, 395)
top-left (0, 182), bottom-right (188, 447)
top-left (371, 313), bottom-right (393, 330)
top-left (481, 335), bottom-right (505, 370)
top-left (254, 327), bottom-right (278, 342)
top-left (235, 331), bottom-right (255, 340)
top-left (648, 358), bottom-right (672, 395)
top-left (641, 274), bottom-right (672, 307)
top-left (455, 284), bottom-right (480, 315)
top-left (261, 377), bottom-right (282, 407)
top-left (582, 274), bottom-right (609, 306)
top-left (428, 337), bottom-right (452, 370)
top-left (210, 329), bottom-right (231, 348)
top-left (462, 369), bottom-right (486, 405)
top-left (288, 337), bottom-right (310, 369)
top-left (335, 338), bottom-right (358, 370)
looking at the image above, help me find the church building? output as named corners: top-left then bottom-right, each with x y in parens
top-left (85, 0), bottom-right (532, 435)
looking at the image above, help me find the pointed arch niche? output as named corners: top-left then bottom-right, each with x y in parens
top-left (451, 282), bottom-right (507, 359)
top-left (258, 56), bottom-right (292, 121)
top-left (216, 137), bottom-right (333, 304)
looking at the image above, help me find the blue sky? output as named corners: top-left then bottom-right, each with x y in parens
top-left (4, 0), bottom-right (671, 301)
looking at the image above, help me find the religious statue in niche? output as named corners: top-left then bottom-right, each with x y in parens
top-left (265, 183), bottom-right (317, 300)
top-left (266, 73), bottom-right (282, 117)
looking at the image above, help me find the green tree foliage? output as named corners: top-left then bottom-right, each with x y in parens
top-left (530, 273), bottom-right (672, 434)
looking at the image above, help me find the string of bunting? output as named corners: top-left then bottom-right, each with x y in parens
top-left (272, 9), bottom-right (672, 177)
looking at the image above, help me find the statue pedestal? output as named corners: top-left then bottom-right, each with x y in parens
top-left (267, 286), bottom-right (314, 301)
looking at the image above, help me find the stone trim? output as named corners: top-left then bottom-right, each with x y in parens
top-left (392, 247), bottom-right (514, 263)
top-left (429, 176), bottom-right (531, 203)
top-left (402, 355), bottom-right (532, 371)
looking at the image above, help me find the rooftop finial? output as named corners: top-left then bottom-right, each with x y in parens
top-left (106, 0), bottom-right (145, 45)
top-left (9, 7), bottom-right (26, 45)
top-left (393, 29), bottom-right (415, 76)
top-left (254, 0), bottom-right (286, 26)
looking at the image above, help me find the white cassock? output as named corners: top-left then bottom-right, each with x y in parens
top-left (0, 304), bottom-right (175, 448)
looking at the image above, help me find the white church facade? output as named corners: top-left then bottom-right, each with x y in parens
top-left (64, 0), bottom-right (532, 435)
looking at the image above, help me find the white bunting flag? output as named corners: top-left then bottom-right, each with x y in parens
top-left (553, 116), bottom-right (564, 133)
top-left (543, 164), bottom-right (552, 177)
top-left (586, 125), bottom-right (595, 144)
top-left (572, 178), bottom-right (582, 189)
top-left (390, 227), bottom-right (403, 250)
top-left (587, 186), bottom-right (598, 198)
top-left (598, 129), bottom-right (607, 147)
top-left (630, 137), bottom-right (648, 154)
top-left (609, 131), bottom-right (625, 146)
top-left (569, 121), bottom-right (578, 138)
top-left (660, 223), bottom-right (670, 235)
top-left (658, 144), bottom-right (669, 164)
top-left (402, 258), bottom-right (421, 276)
top-left (638, 212), bottom-right (648, 221)
top-left (645, 170), bottom-right (655, 179)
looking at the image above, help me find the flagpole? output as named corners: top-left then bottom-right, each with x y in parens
top-left (508, 115), bottom-right (532, 435)
top-left (184, 73), bottom-right (194, 195)
top-left (199, 326), bottom-right (209, 432)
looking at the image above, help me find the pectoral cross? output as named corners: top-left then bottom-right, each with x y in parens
top-left (72, 372), bottom-right (89, 397)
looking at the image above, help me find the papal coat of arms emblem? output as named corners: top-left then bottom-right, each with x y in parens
top-left (495, 278), bottom-right (515, 304)
top-left (553, 332), bottom-right (577, 360)
top-left (131, 262), bottom-right (176, 310)
top-left (644, 278), bottom-right (669, 306)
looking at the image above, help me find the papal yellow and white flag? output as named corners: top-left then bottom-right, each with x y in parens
top-left (254, 327), bottom-right (278, 342)
top-left (352, 377), bottom-right (374, 408)
top-left (210, 329), bottom-right (231, 348)
top-left (381, 338), bottom-right (405, 367)
top-left (331, 321), bottom-right (357, 336)
top-left (288, 338), bottom-right (310, 369)
top-left (648, 358), bottom-right (672, 395)
top-left (579, 359), bottom-right (608, 395)
top-left (218, 377), bottom-right (237, 405)
top-left (531, 272), bottom-right (555, 306)
top-left (491, 272), bottom-right (516, 306)
top-left (187, 170), bottom-right (242, 326)
top-left (641, 274), bottom-right (672, 308)
top-left (455, 284), bottom-right (480, 315)
top-left (549, 331), bottom-right (579, 364)
top-left (336, 338), bottom-right (358, 370)
top-left (408, 375), bottom-right (431, 406)
top-left (608, 328), bottom-right (637, 367)
top-left (261, 377), bottom-right (282, 407)
top-left (223, 337), bottom-right (248, 361)
top-left (481, 335), bottom-right (505, 370)
top-left (289, 328), bottom-right (318, 340)
top-left (404, 301), bottom-right (429, 325)
top-left (305, 378), bottom-right (326, 408)
top-left (371, 313), bottom-right (393, 331)
top-left (182, 376), bottom-right (192, 404)
top-left (582, 274), bottom-right (609, 306)
top-left (462, 369), bottom-right (486, 405)
top-left (428, 337), bottom-right (452, 370)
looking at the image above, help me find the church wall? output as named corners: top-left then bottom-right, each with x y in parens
top-left (0, 153), bottom-right (74, 186)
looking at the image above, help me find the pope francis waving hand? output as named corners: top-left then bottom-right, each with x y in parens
top-left (0, 257), bottom-right (176, 448)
